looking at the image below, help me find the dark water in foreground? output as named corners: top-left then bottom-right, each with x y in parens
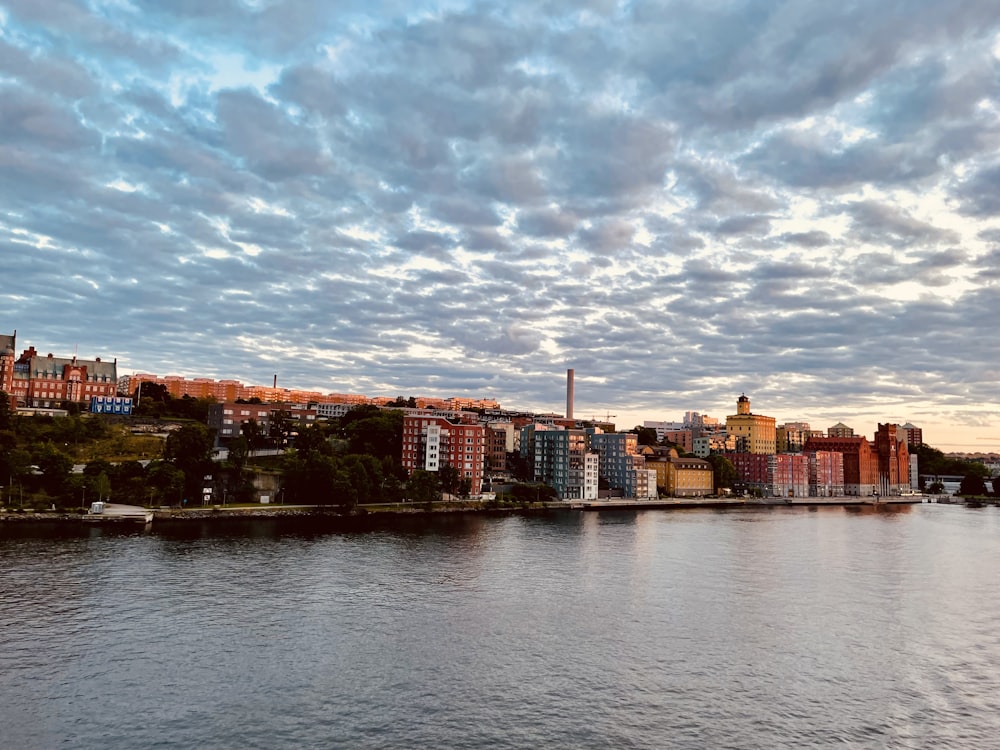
top-left (2, 504), bottom-right (999, 749)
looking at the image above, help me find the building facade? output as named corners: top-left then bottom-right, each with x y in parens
top-left (208, 402), bottom-right (317, 442)
top-left (827, 422), bottom-right (855, 438)
top-left (519, 424), bottom-right (598, 500)
top-left (2, 336), bottom-right (118, 409)
top-left (767, 453), bottom-right (810, 497)
top-left (1, 333), bottom-right (15, 405)
top-left (802, 436), bottom-right (876, 495)
top-left (900, 422), bottom-right (923, 448)
top-left (776, 422), bottom-right (822, 453)
top-left (402, 415), bottom-right (486, 495)
top-left (725, 395), bottom-right (776, 454)
top-left (874, 423), bottom-right (911, 495)
top-left (808, 450), bottom-right (845, 497)
top-left (589, 431), bottom-right (656, 498)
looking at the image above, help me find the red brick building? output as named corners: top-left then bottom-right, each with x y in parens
top-left (804, 425), bottom-right (910, 496)
top-left (874, 423), bottom-right (910, 496)
top-left (402, 415), bottom-right (486, 495)
top-left (1, 333), bottom-right (15, 399)
top-left (802, 436), bottom-right (875, 495)
top-left (808, 450), bottom-right (845, 497)
top-left (1, 333), bottom-right (118, 409)
top-left (725, 452), bottom-right (769, 492)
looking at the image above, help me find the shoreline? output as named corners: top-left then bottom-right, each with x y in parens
top-left (0, 495), bottom-right (953, 528)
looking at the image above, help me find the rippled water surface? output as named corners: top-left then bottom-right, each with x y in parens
top-left (3, 504), bottom-right (1000, 749)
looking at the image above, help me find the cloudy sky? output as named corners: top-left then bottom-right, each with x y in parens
top-left (3, 0), bottom-right (999, 451)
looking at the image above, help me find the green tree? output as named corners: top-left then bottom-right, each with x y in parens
top-left (293, 423), bottom-right (332, 460)
top-left (164, 423), bottom-right (214, 503)
top-left (631, 426), bottom-right (658, 446)
top-left (911, 444), bottom-right (989, 478)
top-left (927, 480), bottom-right (945, 494)
top-left (438, 463), bottom-right (460, 497)
top-left (33, 443), bottom-right (73, 499)
top-left (509, 483), bottom-right (557, 504)
top-left (959, 474), bottom-right (987, 497)
top-left (112, 460), bottom-right (148, 505)
top-left (268, 410), bottom-right (293, 448)
top-left (133, 381), bottom-right (171, 417)
top-left (94, 471), bottom-right (112, 502)
top-left (241, 418), bottom-right (266, 452)
top-left (146, 461), bottom-right (185, 505)
top-left (2, 448), bottom-right (32, 498)
top-left (344, 409), bottom-right (403, 460)
top-left (407, 469), bottom-right (440, 508)
top-left (0, 391), bottom-right (14, 430)
top-left (705, 454), bottom-right (737, 491)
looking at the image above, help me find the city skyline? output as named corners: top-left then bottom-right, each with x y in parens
top-left (3, 1), bottom-right (999, 452)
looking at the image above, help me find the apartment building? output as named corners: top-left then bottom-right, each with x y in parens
top-left (809, 450), bottom-right (845, 497)
top-left (900, 423), bottom-right (923, 448)
top-left (207, 402), bottom-right (317, 442)
top-left (519, 424), bottom-right (598, 500)
top-left (589, 431), bottom-right (656, 499)
top-left (401, 415), bottom-right (486, 495)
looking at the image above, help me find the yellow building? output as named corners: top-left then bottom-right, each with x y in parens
top-left (639, 447), bottom-right (714, 496)
top-left (725, 395), bottom-right (776, 454)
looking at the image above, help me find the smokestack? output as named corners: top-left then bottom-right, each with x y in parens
top-left (273, 374), bottom-right (277, 389)
top-left (566, 368), bottom-right (575, 420)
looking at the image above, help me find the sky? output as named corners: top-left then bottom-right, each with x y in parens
top-left (2, 0), bottom-right (999, 452)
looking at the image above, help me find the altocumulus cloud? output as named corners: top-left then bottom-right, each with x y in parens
top-left (1, 0), bottom-right (999, 449)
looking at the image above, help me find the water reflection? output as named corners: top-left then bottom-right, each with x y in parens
top-left (3, 505), bottom-right (1000, 749)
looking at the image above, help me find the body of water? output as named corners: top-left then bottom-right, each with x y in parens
top-left (2, 504), bottom-right (999, 749)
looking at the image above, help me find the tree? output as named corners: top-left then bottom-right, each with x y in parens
top-left (112, 460), bottom-right (148, 506)
top-left (631, 426), bottom-right (658, 446)
top-left (509, 483), bottom-right (557, 504)
top-left (33, 443), bottom-right (73, 499)
top-left (268, 410), bottom-right (293, 448)
top-left (293, 423), bottom-right (332, 460)
top-left (407, 469), bottom-right (440, 508)
top-left (241, 418), bottom-right (266, 452)
top-left (959, 474), bottom-right (987, 497)
top-left (927, 480), bottom-right (945, 494)
top-left (705, 454), bottom-right (738, 492)
top-left (2, 447), bottom-right (32, 499)
top-left (910, 444), bottom-right (989, 478)
top-left (438, 463), bottom-right (460, 497)
top-left (133, 381), bottom-right (171, 417)
top-left (146, 461), bottom-right (185, 506)
top-left (227, 436), bottom-right (250, 498)
top-left (0, 391), bottom-right (12, 431)
top-left (164, 423), bottom-right (214, 503)
top-left (344, 409), bottom-right (403, 459)
top-left (93, 471), bottom-right (112, 502)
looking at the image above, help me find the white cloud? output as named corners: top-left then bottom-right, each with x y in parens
top-left (1, 0), bottom-right (999, 451)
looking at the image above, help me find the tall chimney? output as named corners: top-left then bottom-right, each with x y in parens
top-left (566, 368), bottom-right (575, 420)
top-left (273, 374), bottom-right (277, 389)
